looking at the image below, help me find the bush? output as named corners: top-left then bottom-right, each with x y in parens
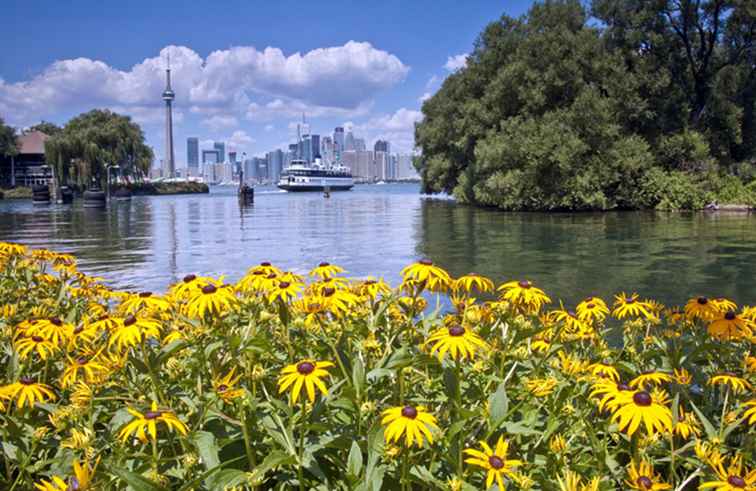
top-left (634, 168), bottom-right (710, 210)
top-left (656, 130), bottom-right (713, 172)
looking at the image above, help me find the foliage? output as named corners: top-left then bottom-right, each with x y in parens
top-left (0, 243), bottom-right (754, 490)
top-left (27, 121), bottom-right (62, 137)
top-left (415, 0), bottom-right (755, 210)
top-left (44, 110), bottom-right (153, 189)
top-left (0, 117), bottom-right (17, 158)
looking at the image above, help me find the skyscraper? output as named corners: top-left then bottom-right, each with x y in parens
top-left (162, 62), bottom-right (176, 178)
top-left (202, 150), bottom-right (220, 164)
top-left (214, 142), bottom-right (225, 162)
top-left (333, 127), bottom-right (345, 160)
top-left (374, 140), bottom-right (390, 153)
top-left (310, 135), bottom-right (320, 161)
top-left (354, 138), bottom-right (366, 152)
top-left (266, 149), bottom-right (284, 182)
top-left (187, 137), bottom-right (199, 170)
top-left (345, 129), bottom-right (355, 151)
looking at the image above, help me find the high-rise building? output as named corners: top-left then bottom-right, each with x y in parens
top-left (345, 129), bottom-right (355, 151)
top-left (243, 159), bottom-right (256, 183)
top-left (321, 136), bottom-right (334, 164)
top-left (333, 127), bottom-right (345, 160)
top-left (187, 137), bottom-right (199, 169)
top-left (162, 64), bottom-right (176, 178)
top-left (228, 151), bottom-right (237, 164)
top-left (202, 150), bottom-right (220, 164)
top-left (310, 135), bottom-right (320, 161)
top-left (397, 154), bottom-right (420, 180)
top-left (374, 140), bottom-right (390, 153)
top-left (214, 142), bottom-right (225, 162)
top-left (354, 138), bottom-right (366, 152)
top-left (288, 143), bottom-right (299, 161)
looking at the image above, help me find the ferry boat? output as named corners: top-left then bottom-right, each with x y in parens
top-left (277, 159), bottom-right (354, 192)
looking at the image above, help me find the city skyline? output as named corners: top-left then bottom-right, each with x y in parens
top-left (0, 1), bottom-right (534, 165)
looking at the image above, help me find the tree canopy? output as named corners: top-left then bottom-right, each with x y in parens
top-left (0, 117), bottom-right (17, 158)
top-left (27, 121), bottom-right (62, 137)
top-left (415, 0), bottom-right (755, 210)
top-left (44, 109), bottom-right (153, 189)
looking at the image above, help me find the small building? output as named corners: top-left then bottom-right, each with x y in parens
top-left (0, 130), bottom-right (52, 187)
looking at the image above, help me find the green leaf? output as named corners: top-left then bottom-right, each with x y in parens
top-left (192, 431), bottom-right (220, 471)
top-left (488, 382), bottom-right (509, 429)
top-left (106, 466), bottom-right (169, 491)
top-left (347, 440), bottom-right (363, 477)
top-left (352, 357), bottom-right (365, 398)
top-left (689, 400), bottom-right (717, 439)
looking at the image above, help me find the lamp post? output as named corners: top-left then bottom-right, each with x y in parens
top-left (106, 164), bottom-right (120, 199)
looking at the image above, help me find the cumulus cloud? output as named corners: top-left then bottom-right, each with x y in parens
top-left (245, 98), bottom-right (372, 122)
top-left (227, 130), bottom-right (255, 150)
top-left (418, 92), bottom-right (432, 103)
top-left (353, 108), bottom-right (423, 152)
top-left (0, 42), bottom-right (409, 126)
top-left (200, 114), bottom-right (238, 131)
top-left (444, 53), bottom-right (468, 72)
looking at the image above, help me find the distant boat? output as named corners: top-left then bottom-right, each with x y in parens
top-left (376, 180), bottom-right (386, 185)
top-left (277, 159), bottom-right (354, 192)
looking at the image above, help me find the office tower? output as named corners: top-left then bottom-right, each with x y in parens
top-left (333, 127), bottom-right (345, 160)
top-left (397, 154), bottom-right (420, 180)
top-left (374, 140), bottom-right (390, 153)
top-left (229, 151), bottom-right (237, 164)
top-left (310, 135), bottom-right (320, 161)
top-left (202, 149), bottom-right (220, 164)
top-left (354, 138), bottom-right (366, 152)
top-left (345, 129), bottom-right (355, 151)
top-left (214, 142), bottom-right (225, 162)
top-left (266, 149), bottom-right (284, 182)
top-left (243, 158), bottom-right (256, 183)
top-left (187, 137), bottom-right (199, 170)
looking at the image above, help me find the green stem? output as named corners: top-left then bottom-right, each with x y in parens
top-left (140, 340), bottom-right (166, 405)
top-left (151, 435), bottom-right (159, 471)
top-left (454, 359), bottom-right (463, 478)
top-left (718, 387), bottom-right (730, 438)
top-left (239, 405), bottom-right (256, 471)
top-left (401, 449), bottom-right (410, 491)
top-left (298, 399), bottom-right (307, 491)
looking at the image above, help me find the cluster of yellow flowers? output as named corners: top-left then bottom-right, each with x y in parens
top-left (0, 241), bottom-right (753, 490)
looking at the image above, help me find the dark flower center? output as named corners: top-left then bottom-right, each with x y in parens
top-left (139, 291), bottom-right (152, 298)
top-left (401, 406), bottom-right (418, 419)
top-left (49, 317), bottom-right (63, 326)
top-left (586, 303), bottom-right (595, 309)
top-left (697, 296), bottom-right (708, 305)
top-left (724, 311), bottom-right (736, 320)
top-left (297, 362), bottom-right (315, 375)
top-left (217, 384), bottom-right (228, 392)
top-left (144, 411), bottom-right (162, 420)
top-left (625, 298), bottom-right (635, 304)
top-left (633, 391), bottom-right (652, 407)
top-left (318, 262), bottom-right (330, 267)
top-left (20, 376), bottom-right (34, 385)
top-left (73, 326), bottom-right (84, 334)
top-left (365, 280), bottom-right (376, 285)
top-left (98, 314), bottom-right (109, 321)
top-left (568, 310), bottom-right (576, 318)
top-left (266, 273), bottom-right (277, 280)
top-left (124, 315), bottom-right (137, 327)
top-left (253, 271), bottom-right (264, 276)
top-left (322, 287), bottom-right (336, 297)
top-left (77, 357), bottom-right (88, 365)
top-left (260, 261), bottom-right (271, 267)
top-left (419, 259), bottom-right (433, 266)
top-left (637, 476), bottom-right (653, 489)
top-left (278, 281), bottom-right (291, 289)
top-left (31, 335), bottom-right (44, 342)
top-left (518, 280), bottom-right (531, 288)
top-left (183, 274), bottom-right (196, 283)
top-left (728, 475), bottom-right (746, 488)
top-left (617, 383), bottom-right (632, 391)
top-left (448, 325), bottom-right (465, 337)
top-left (68, 476), bottom-right (81, 490)
top-left (202, 284), bottom-right (217, 295)
top-left (488, 456), bottom-right (505, 470)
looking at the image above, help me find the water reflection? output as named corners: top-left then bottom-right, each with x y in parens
top-left (0, 184), bottom-right (754, 306)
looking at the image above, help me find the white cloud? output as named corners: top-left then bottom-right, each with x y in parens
top-left (200, 114), bottom-right (238, 131)
top-left (245, 98), bottom-right (372, 122)
top-left (227, 130), bottom-right (255, 151)
top-left (418, 92), bottom-right (432, 103)
top-left (264, 124), bottom-right (275, 132)
top-left (425, 75), bottom-right (440, 89)
top-left (0, 42), bottom-right (409, 126)
top-left (353, 108), bottom-right (424, 153)
top-left (444, 53), bottom-right (468, 72)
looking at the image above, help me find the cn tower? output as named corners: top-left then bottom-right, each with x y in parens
top-left (162, 57), bottom-right (176, 178)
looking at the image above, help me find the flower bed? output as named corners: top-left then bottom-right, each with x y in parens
top-left (0, 242), bottom-right (753, 490)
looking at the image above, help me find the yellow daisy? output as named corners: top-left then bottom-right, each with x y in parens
top-left (708, 373), bottom-right (752, 394)
top-left (0, 377), bottom-right (56, 409)
top-left (381, 405), bottom-right (438, 448)
top-left (464, 436), bottom-right (522, 490)
top-left (309, 261), bottom-right (345, 279)
top-left (609, 389), bottom-right (673, 437)
top-left (576, 296), bottom-right (610, 322)
top-left (186, 281), bottom-right (236, 318)
top-left (497, 280), bottom-right (551, 313)
top-left (118, 401), bottom-right (188, 443)
top-left (400, 259), bottom-right (452, 293)
top-left (277, 360), bottom-right (333, 404)
top-left (454, 273), bottom-right (494, 295)
top-left (625, 460), bottom-right (671, 490)
top-left (612, 293), bottom-right (653, 320)
top-left (424, 324), bottom-right (489, 362)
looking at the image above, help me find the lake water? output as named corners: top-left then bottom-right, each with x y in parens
top-left (1, 183), bottom-right (755, 307)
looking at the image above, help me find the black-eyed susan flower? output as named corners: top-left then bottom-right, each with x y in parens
top-left (746, 356), bottom-right (756, 373)
top-left (315, 287), bottom-right (359, 316)
top-left (0, 377), bottom-right (56, 409)
top-left (711, 297), bottom-right (738, 313)
top-left (356, 277), bottom-right (391, 300)
top-left (613, 293), bottom-right (653, 320)
top-left (277, 360), bottom-right (333, 404)
top-left (741, 400), bottom-right (756, 426)
top-left (34, 458), bottom-right (99, 491)
top-left (609, 389), bottom-right (673, 437)
top-left (108, 315), bottom-right (161, 351)
top-left (267, 279), bottom-right (304, 303)
top-left (424, 324), bottom-right (488, 362)
top-left (557, 470), bottom-right (601, 491)
top-left (169, 274), bottom-right (215, 300)
top-left (22, 317), bottom-right (72, 346)
top-left (708, 312), bottom-right (753, 340)
top-left (464, 436), bottom-right (522, 490)
top-left (684, 296), bottom-right (720, 321)
top-left (629, 371), bottom-right (673, 389)
top-left (15, 334), bottom-right (58, 360)
top-left (381, 405), bottom-right (438, 448)
top-left (119, 291), bottom-right (171, 315)
top-left (119, 401), bottom-right (188, 443)
top-left (525, 377), bottom-right (558, 397)
top-left (309, 261), bottom-right (345, 279)
top-left (699, 454), bottom-right (756, 491)
top-left (60, 354), bottom-right (108, 388)
top-left (454, 273), bottom-right (494, 295)
top-left (214, 368), bottom-right (245, 402)
top-left (574, 296), bottom-right (609, 322)
top-left (625, 460), bottom-right (671, 490)
top-left (186, 280), bottom-right (236, 318)
top-left (551, 307), bottom-right (590, 333)
top-left (588, 363), bottom-right (620, 382)
top-left (400, 259), bottom-right (451, 293)
top-left (498, 280), bottom-right (551, 313)
top-left (673, 368), bottom-right (692, 385)
top-left (708, 373), bottom-right (752, 394)
top-left (674, 405), bottom-right (701, 439)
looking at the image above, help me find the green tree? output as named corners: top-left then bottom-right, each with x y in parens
top-left (0, 117), bottom-right (17, 159)
top-left (45, 109), bottom-right (153, 189)
top-left (27, 121), bottom-right (62, 136)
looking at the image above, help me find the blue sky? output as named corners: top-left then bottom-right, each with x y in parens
top-left (1, 1), bottom-right (534, 165)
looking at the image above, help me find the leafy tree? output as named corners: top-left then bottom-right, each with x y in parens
top-left (0, 117), bottom-right (17, 158)
top-left (27, 121), bottom-right (62, 136)
top-left (45, 109), bottom-right (153, 189)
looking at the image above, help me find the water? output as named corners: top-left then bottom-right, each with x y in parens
top-left (1, 183), bottom-right (755, 307)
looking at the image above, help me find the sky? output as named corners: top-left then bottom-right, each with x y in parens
top-left (0, 1), bottom-right (534, 166)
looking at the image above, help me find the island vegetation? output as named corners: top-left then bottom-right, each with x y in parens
top-left (0, 242), bottom-right (753, 489)
top-left (415, 0), bottom-right (756, 211)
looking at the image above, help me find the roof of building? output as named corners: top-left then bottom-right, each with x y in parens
top-left (17, 131), bottom-right (49, 155)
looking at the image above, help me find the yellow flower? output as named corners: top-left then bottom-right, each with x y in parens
top-left (62, 427), bottom-right (94, 450)
top-left (267, 278), bottom-right (304, 303)
top-left (119, 401), bottom-right (188, 443)
top-left (35, 458), bottom-right (99, 490)
top-left (381, 405), bottom-right (439, 448)
top-left (400, 259), bottom-right (452, 293)
top-left (277, 360), bottom-right (333, 404)
top-left (186, 280), bottom-right (236, 318)
top-left (557, 351), bottom-right (589, 377)
top-left (20, 317), bottom-right (72, 346)
top-left (424, 324), bottom-right (489, 362)
top-left (108, 315), bottom-right (161, 351)
top-left (700, 454), bottom-right (756, 491)
top-left (625, 460), bottom-right (671, 490)
top-left (576, 296), bottom-right (609, 322)
top-left (464, 437), bottom-right (522, 491)
top-left (0, 377), bottom-right (56, 409)
top-left (685, 296), bottom-right (720, 321)
top-left (454, 273), bottom-right (494, 295)
top-left (355, 277), bottom-right (391, 300)
top-left (557, 470), bottom-right (601, 491)
top-left (741, 400), bottom-right (756, 426)
top-left (612, 293), bottom-right (653, 320)
top-left (708, 312), bottom-right (753, 341)
top-left (551, 307), bottom-right (591, 334)
top-left (60, 354), bottom-right (108, 388)
top-left (525, 377), bottom-right (558, 397)
top-left (708, 373), bottom-right (752, 394)
top-left (745, 356), bottom-right (756, 373)
top-left (15, 334), bottom-right (58, 360)
top-left (673, 368), bottom-right (692, 385)
top-left (629, 371), bottom-right (673, 389)
top-left (169, 274), bottom-right (217, 300)
top-left (609, 389), bottom-right (673, 437)
top-left (309, 261), bottom-right (345, 279)
top-left (711, 298), bottom-right (738, 313)
top-left (214, 368), bottom-right (245, 402)
top-left (549, 434), bottom-right (567, 454)
top-left (119, 291), bottom-right (171, 315)
top-left (588, 363), bottom-right (620, 382)
top-left (673, 405), bottom-right (701, 439)
top-left (497, 280), bottom-right (551, 313)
